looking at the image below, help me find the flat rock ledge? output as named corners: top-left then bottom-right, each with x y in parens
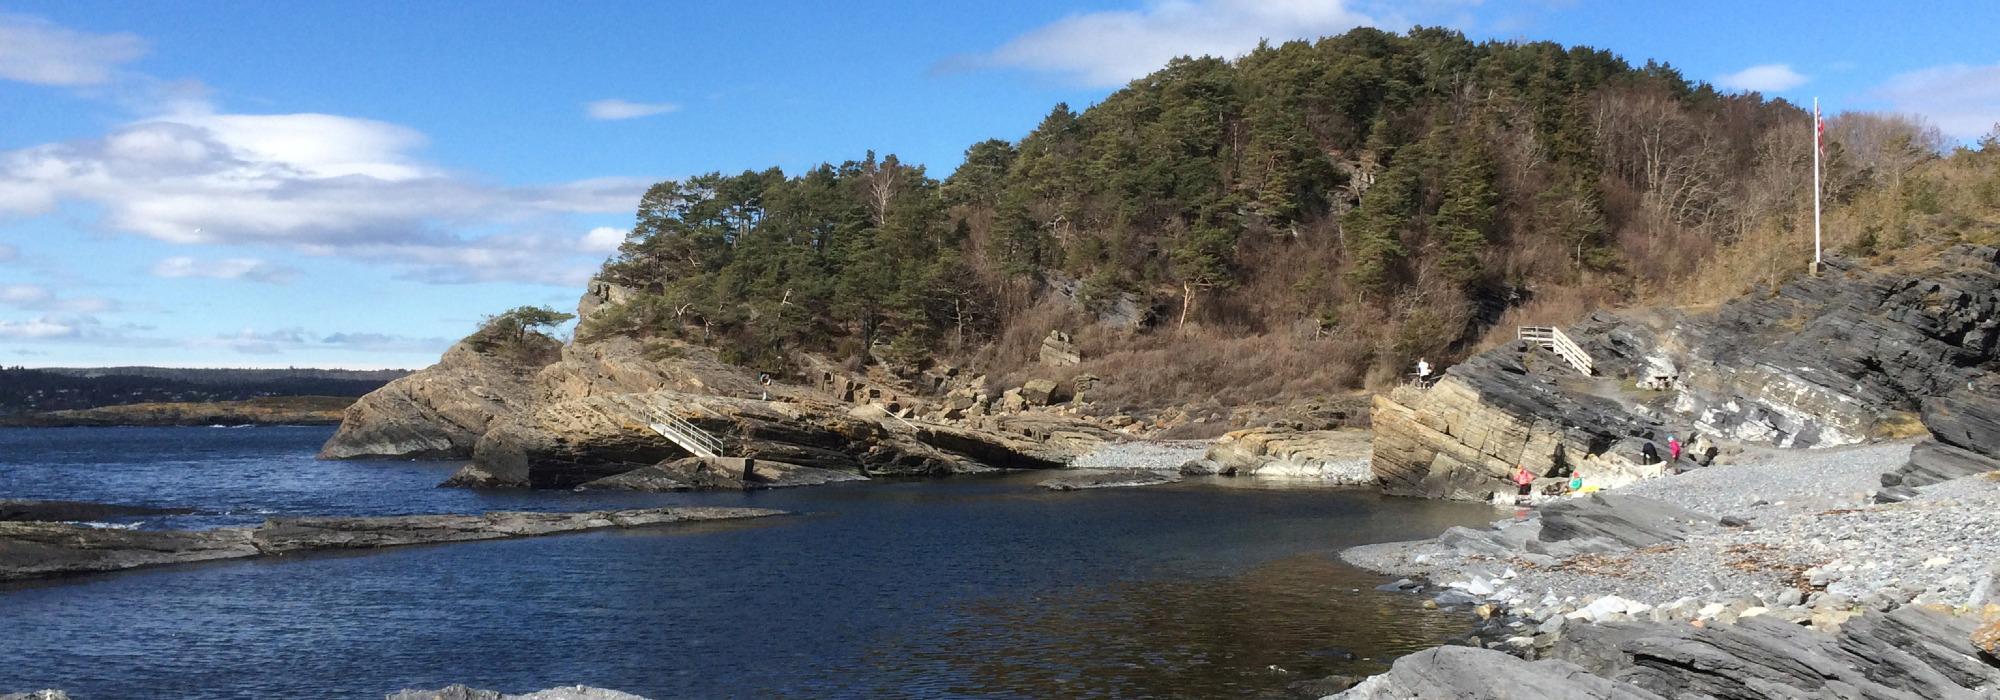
top-left (0, 691), bottom-right (69, 700)
top-left (0, 499), bottom-right (195, 522)
top-left (1039, 469), bottom-right (1182, 491)
top-left (0, 506), bottom-right (783, 581)
top-left (1178, 427), bottom-right (1374, 483)
top-left (574, 457), bottom-right (866, 492)
top-left (389, 685), bottom-right (646, 700)
top-left (1332, 605), bottom-right (1998, 699)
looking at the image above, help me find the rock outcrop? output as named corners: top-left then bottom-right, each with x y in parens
top-left (1039, 330), bottom-right (1080, 367)
top-left (1178, 426), bottom-right (1373, 481)
top-left (575, 456), bottom-right (867, 491)
top-left (1371, 350), bottom-right (1664, 501)
top-left (326, 318), bottom-right (1119, 491)
top-left (320, 335), bottom-right (561, 459)
top-left (0, 507), bottom-right (780, 581)
top-left (1335, 605), bottom-right (1998, 699)
top-left (389, 685), bottom-right (646, 700)
top-left (1374, 245), bottom-right (2000, 501)
top-left (1038, 469), bottom-right (1180, 490)
top-left (0, 500), bottom-right (194, 522)
top-left (0, 522), bottom-right (262, 580)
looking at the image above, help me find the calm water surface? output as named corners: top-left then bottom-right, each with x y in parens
top-left (0, 426), bottom-right (1494, 699)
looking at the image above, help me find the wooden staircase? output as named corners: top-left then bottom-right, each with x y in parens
top-left (1518, 326), bottom-right (1595, 376)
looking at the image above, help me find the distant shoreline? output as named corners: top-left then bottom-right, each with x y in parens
top-left (0, 396), bottom-right (353, 428)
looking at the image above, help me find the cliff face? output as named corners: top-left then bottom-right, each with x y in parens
top-left (324, 285), bottom-right (1116, 488)
top-left (1374, 245), bottom-right (2000, 501)
top-left (318, 337), bottom-right (559, 459)
top-left (1371, 352), bottom-right (1664, 501)
top-left (1585, 246), bottom-right (2000, 447)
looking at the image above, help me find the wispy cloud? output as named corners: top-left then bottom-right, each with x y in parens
top-left (0, 283), bottom-right (116, 313)
top-left (0, 13), bottom-right (148, 86)
top-left (585, 98), bottom-right (680, 120)
top-left (218, 327), bottom-right (450, 355)
top-left (0, 314), bottom-right (141, 341)
top-left (947, 0), bottom-right (1374, 87)
top-left (1874, 63), bottom-right (2000, 140)
top-left (0, 243), bottom-right (16, 262)
top-left (151, 256), bottom-right (300, 284)
top-left (1715, 63), bottom-right (1808, 93)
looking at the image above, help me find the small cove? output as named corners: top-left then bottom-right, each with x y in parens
top-left (0, 426), bottom-right (1495, 699)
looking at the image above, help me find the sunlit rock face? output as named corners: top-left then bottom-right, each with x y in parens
top-left (1372, 245), bottom-right (2000, 501)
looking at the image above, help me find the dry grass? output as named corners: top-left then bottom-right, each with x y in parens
top-left (989, 321), bottom-right (1376, 414)
top-left (1872, 411), bottom-right (1930, 440)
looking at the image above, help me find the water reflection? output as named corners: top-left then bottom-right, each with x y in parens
top-left (898, 552), bottom-right (1467, 699)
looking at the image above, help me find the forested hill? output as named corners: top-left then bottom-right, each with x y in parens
top-left (585, 27), bottom-right (1999, 412)
top-left (0, 367), bottom-right (407, 414)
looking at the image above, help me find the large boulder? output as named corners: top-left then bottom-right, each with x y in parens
top-left (1922, 389), bottom-right (2000, 457)
top-left (1039, 330), bottom-right (1080, 367)
top-left (319, 335), bottom-right (560, 459)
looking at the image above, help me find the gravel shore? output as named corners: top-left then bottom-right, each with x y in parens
top-left (1067, 440), bottom-right (1211, 471)
top-left (1343, 439), bottom-right (1999, 619)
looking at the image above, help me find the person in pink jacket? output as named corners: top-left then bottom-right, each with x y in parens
top-left (1512, 464), bottom-right (1536, 504)
top-left (1667, 435), bottom-right (1683, 474)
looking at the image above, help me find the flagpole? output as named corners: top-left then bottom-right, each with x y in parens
top-left (1813, 97), bottom-right (1823, 275)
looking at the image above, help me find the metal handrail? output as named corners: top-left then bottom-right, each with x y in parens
top-left (646, 407), bottom-right (725, 459)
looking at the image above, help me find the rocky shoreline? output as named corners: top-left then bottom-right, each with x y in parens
top-left (0, 506), bottom-right (782, 581)
top-left (1326, 441), bottom-right (2000, 698)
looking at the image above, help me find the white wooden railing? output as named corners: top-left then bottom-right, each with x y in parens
top-left (646, 407), bottom-right (726, 459)
top-left (1518, 326), bottom-right (1595, 376)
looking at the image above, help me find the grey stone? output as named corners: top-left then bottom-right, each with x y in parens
top-left (1330, 646), bottom-right (1666, 699)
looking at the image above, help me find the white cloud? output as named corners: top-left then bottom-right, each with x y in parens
top-left (0, 314), bottom-right (133, 341)
top-left (580, 226), bottom-right (625, 253)
top-left (151, 256), bottom-right (300, 284)
top-left (0, 13), bottom-right (148, 86)
top-left (0, 315), bottom-right (89, 339)
top-left (585, 99), bottom-right (680, 120)
top-left (1874, 63), bottom-right (2000, 140)
top-left (0, 101), bottom-right (651, 284)
top-left (0, 283), bottom-right (115, 313)
top-left (1716, 64), bottom-right (1808, 93)
top-left (956, 0), bottom-right (1373, 87)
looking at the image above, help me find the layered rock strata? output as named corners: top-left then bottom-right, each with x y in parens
top-left (1335, 606), bottom-right (1997, 699)
top-left (1374, 245), bottom-right (2000, 502)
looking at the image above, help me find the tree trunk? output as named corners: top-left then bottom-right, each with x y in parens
top-left (1180, 281), bottom-right (1194, 328)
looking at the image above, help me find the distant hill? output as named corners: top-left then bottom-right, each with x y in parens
top-left (0, 366), bottom-right (410, 415)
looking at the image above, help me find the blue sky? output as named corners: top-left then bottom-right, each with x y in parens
top-left (1, 1), bottom-right (1995, 369)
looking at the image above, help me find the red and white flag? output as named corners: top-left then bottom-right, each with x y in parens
top-left (1814, 102), bottom-right (1824, 156)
